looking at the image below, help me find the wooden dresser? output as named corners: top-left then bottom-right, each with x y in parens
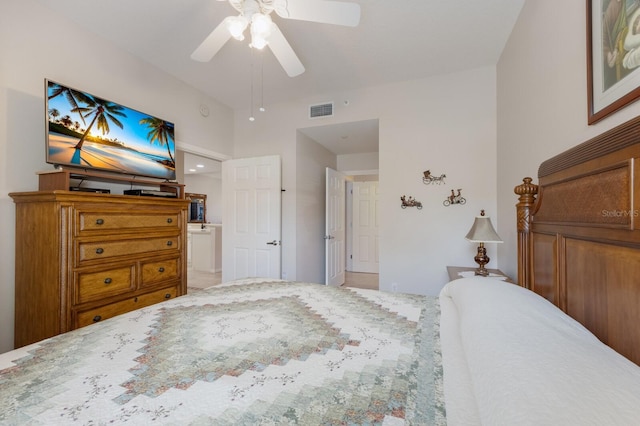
top-left (10, 190), bottom-right (189, 348)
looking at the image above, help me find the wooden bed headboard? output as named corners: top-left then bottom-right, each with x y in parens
top-left (515, 115), bottom-right (640, 366)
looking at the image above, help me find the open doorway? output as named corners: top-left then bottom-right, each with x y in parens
top-left (345, 175), bottom-right (379, 290)
top-left (178, 148), bottom-right (226, 289)
top-left (298, 119), bottom-right (379, 290)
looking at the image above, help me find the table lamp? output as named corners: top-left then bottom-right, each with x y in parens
top-left (465, 209), bottom-right (503, 276)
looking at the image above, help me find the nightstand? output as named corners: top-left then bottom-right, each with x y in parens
top-left (447, 266), bottom-right (514, 284)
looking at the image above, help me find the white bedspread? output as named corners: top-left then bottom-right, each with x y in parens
top-left (440, 277), bottom-right (640, 426)
top-left (0, 279), bottom-right (445, 425)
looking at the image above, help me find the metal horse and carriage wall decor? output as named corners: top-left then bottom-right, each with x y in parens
top-left (422, 170), bottom-right (446, 185)
top-left (400, 195), bottom-right (422, 209)
top-left (400, 169), bottom-right (467, 210)
top-left (422, 170), bottom-right (466, 207)
top-left (443, 188), bottom-right (465, 206)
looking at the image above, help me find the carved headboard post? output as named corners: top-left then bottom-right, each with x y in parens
top-left (514, 177), bottom-right (538, 289)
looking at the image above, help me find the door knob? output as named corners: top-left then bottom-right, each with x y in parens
top-left (266, 240), bottom-right (279, 245)
top-left (324, 235), bottom-right (334, 240)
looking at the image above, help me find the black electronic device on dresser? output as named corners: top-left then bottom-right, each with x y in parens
top-left (124, 189), bottom-right (178, 198)
top-left (69, 187), bottom-right (111, 194)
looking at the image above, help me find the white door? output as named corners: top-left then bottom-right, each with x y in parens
top-left (352, 181), bottom-right (379, 273)
top-left (325, 167), bottom-right (346, 286)
top-left (222, 155), bottom-right (281, 282)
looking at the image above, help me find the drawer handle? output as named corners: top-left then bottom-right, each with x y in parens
top-left (95, 248), bottom-right (104, 255)
top-left (96, 218), bottom-right (104, 225)
top-left (104, 278), bottom-right (112, 284)
top-left (158, 267), bottom-right (165, 273)
top-left (167, 218), bottom-right (173, 224)
top-left (166, 241), bottom-right (173, 247)
top-left (93, 315), bottom-right (102, 322)
top-left (165, 293), bottom-right (172, 299)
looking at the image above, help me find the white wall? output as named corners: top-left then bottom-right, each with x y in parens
top-left (338, 152), bottom-right (379, 173)
top-left (496, 0), bottom-right (640, 280)
top-left (234, 66), bottom-right (499, 296)
top-left (295, 133), bottom-right (337, 283)
top-left (0, 0), bottom-right (234, 353)
top-left (379, 69), bottom-right (498, 295)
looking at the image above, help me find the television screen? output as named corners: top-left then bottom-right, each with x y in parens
top-left (45, 79), bottom-right (176, 180)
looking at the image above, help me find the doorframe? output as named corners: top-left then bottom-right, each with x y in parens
top-left (177, 143), bottom-right (230, 278)
top-left (343, 170), bottom-right (379, 273)
top-left (176, 142), bottom-right (231, 164)
top-left (346, 181), bottom-right (354, 272)
top-left (325, 167), bottom-right (347, 286)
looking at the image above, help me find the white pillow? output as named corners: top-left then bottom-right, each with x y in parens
top-left (440, 277), bottom-right (640, 426)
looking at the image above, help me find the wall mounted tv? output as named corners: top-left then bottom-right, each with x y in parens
top-left (45, 79), bottom-right (176, 181)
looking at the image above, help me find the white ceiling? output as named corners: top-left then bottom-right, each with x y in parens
top-left (299, 118), bottom-right (379, 155)
top-left (184, 152), bottom-right (222, 176)
top-left (33, 0), bottom-right (524, 154)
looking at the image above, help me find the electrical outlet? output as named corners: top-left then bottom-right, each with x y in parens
top-left (392, 282), bottom-right (398, 293)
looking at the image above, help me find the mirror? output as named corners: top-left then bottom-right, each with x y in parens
top-left (186, 193), bottom-right (207, 223)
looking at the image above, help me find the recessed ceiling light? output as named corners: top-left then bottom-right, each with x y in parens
top-left (189, 168), bottom-right (196, 172)
top-left (196, 164), bottom-right (205, 168)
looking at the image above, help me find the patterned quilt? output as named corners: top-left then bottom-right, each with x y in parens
top-left (0, 279), bottom-right (445, 425)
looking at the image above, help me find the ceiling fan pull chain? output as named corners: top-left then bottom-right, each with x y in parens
top-left (260, 51), bottom-right (266, 112)
top-left (249, 47), bottom-right (255, 122)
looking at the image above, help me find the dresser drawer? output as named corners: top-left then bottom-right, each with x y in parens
top-left (78, 236), bottom-right (179, 263)
top-left (76, 266), bottom-right (134, 304)
top-left (77, 210), bottom-right (181, 234)
top-left (142, 257), bottom-right (179, 287)
top-left (75, 285), bottom-right (179, 328)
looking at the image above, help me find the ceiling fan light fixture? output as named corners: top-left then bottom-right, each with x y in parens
top-left (251, 13), bottom-right (272, 36)
top-left (192, 0), bottom-right (361, 77)
top-left (250, 13), bottom-right (272, 48)
top-left (227, 15), bottom-right (248, 40)
top-left (251, 36), bottom-right (268, 49)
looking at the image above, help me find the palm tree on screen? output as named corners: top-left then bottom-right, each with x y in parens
top-left (60, 115), bottom-right (73, 129)
top-left (48, 83), bottom-right (91, 125)
top-left (48, 108), bottom-right (60, 122)
top-left (139, 116), bottom-right (175, 166)
top-left (73, 96), bottom-right (126, 150)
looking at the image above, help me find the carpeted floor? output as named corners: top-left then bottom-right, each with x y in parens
top-left (187, 271), bottom-right (379, 291)
top-left (342, 271), bottom-right (379, 290)
top-left (187, 270), bottom-right (222, 289)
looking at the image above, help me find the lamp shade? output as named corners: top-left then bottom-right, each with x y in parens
top-left (465, 214), bottom-right (503, 243)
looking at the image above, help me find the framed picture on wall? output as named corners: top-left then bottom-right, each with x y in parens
top-left (588, 0), bottom-right (640, 124)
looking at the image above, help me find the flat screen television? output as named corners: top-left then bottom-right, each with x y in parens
top-left (45, 79), bottom-right (176, 181)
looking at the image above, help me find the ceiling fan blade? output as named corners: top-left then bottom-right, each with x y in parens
top-left (276, 0), bottom-right (360, 27)
top-left (191, 17), bottom-right (234, 62)
top-left (267, 22), bottom-right (305, 77)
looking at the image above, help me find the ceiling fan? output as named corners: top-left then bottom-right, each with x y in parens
top-left (191, 0), bottom-right (360, 77)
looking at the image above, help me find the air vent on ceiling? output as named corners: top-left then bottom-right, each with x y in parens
top-left (309, 102), bottom-right (333, 118)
